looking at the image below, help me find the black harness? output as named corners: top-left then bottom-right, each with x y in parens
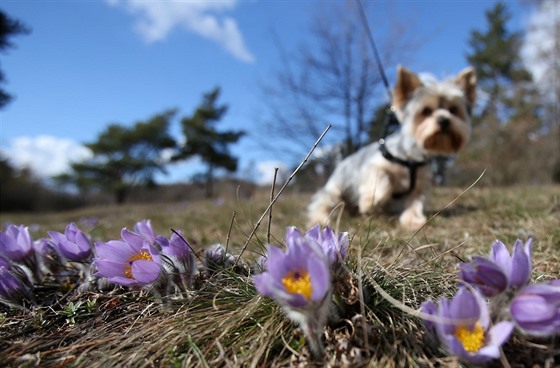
top-left (378, 109), bottom-right (430, 199)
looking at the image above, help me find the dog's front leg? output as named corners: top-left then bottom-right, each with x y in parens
top-left (399, 193), bottom-right (427, 230)
top-left (358, 170), bottom-right (392, 215)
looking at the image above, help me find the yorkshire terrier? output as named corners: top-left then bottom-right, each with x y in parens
top-left (307, 65), bottom-right (477, 230)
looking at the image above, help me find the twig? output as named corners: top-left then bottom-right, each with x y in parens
top-left (225, 211), bottom-right (236, 255)
top-left (356, 241), bottom-right (370, 356)
top-left (364, 271), bottom-right (459, 324)
top-left (235, 124), bottom-right (332, 264)
top-left (408, 169), bottom-right (486, 242)
top-left (124, 302), bottom-right (155, 335)
top-left (267, 168), bottom-right (279, 245)
top-left (171, 229), bottom-right (203, 263)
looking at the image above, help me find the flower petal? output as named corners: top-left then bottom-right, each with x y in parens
top-left (253, 273), bottom-right (276, 297)
top-left (450, 288), bottom-right (480, 324)
top-left (94, 240), bottom-right (134, 261)
top-left (94, 258), bottom-right (127, 278)
top-left (265, 245), bottom-right (290, 278)
top-left (459, 257), bottom-right (508, 297)
top-left (108, 275), bottom-right (139, 287)
top-left (490, 240), bottom-right (512, 277)
top-left (131, 260), bottom-right (161, 284)
top-left (307, 255), bottom-right (330, 301)
top-left (511, 295), bottom-right (556, 323)
top-left (304, 224), bottom-right (321, 242)
top-left (485, 321), bottom-right (514, 348)
top-left (121, 229), bottom-right (145, 251)
top-left (420, 300), bottom-right (438, 334)
top-left (509, 239), bottom-right (531, 289)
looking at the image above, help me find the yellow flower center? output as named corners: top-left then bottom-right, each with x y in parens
top-left (126, 250), bottom-right (153, 262)
top-left (123, 250), bottom-right (153, 279)
top-left (282, 270), bottom-right (312, 300)
top-left (124, 265), bottom-right (134, 279)
top-left (454, 321), bottom-right (485, 353)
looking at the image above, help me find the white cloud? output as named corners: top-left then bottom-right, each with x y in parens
top-left (256, 160), bottom-right (289, 186)
top-left (2, 136), bottom-right (93, 178)
top-left (521, 0), bottom-right (559, 102)
top-left (106, 0), bottom-right (255, 63)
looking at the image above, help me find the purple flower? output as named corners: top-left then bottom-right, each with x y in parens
top-left (0, 224), bottom-right (33, 261)
top-left (510, 280), bottom-right (560, 337)
top-left (253, 255), bottom-right (268, 273)
top-left (422, 288), bottom-right (514, 364)
top-left (304, 225), bottom-right (349, 268)
top-left (133, 219), bottom-right (168, 247)
top-left (253, 226), bottom-right (332, 358)
top-left (93, 228), bottom-right (162, 287)
top-left (79, 216), bottom-right (99, 229)
top-left (491, 239), bottom-right (532, 289)
top-left (134, 219), bottom-right (157, 241)
top-left (420, 299), bottom-right (438, 336)
top-left (203, 244), bottom-right (236, 276)
top-left (161, 231), bottom-right (198, 289)
top-left (48, 223), bottom-right (92, 262)
top-left (0, 256), bottom-right (31, 307)
top-left (459, 257), bottom-right (509, 297)
top-left (254, 227), bottom-right (331, 309)
top-left (459, 238), bottom-right (532, 297)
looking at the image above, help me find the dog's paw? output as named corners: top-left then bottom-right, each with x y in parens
top-left (307, 211), bottom-right (331, 229)
top-left (399, 211), bottom-right (427, 231)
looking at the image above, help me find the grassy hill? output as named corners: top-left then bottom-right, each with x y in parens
top-left (1, 185), bottom-right (558, 367)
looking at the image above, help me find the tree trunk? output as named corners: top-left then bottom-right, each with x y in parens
top-left (205, 164), bottom-right (214, 198)
top-left (115, 186), bottom-right (128, 204)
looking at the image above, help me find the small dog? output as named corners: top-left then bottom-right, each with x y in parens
top-left (307, 65), bottom-right (476, 230)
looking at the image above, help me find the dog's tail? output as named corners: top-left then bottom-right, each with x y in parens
top-left (306, 187), bottom-right (343, 228)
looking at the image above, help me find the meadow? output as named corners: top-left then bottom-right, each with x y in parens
top-left (1, 184), bottom-right (559, 367)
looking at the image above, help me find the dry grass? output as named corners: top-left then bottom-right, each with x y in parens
top-left (1, 184), bottom-right (559, 367)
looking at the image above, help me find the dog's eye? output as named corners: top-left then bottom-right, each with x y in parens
top-left (449, 105), bottom-right (460, 116)
top-left (421, 107), bottom-right (433, 116)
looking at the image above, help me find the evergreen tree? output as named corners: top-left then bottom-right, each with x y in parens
top-left (456, 1), bottom-right (554, 185)
top-left (60, 110), bottom-right (177, 203)
top-left (0, 9), bottom-right (30, 109)
top-left (174, 87), bottom-right (244, 198)
top-left (466, 1), bottom-right (532, 122)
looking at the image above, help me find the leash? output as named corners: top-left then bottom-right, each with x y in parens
top-left (355, 0), bottom-right (392, 100)
top-left (356, 0), bottom-right (430, 198)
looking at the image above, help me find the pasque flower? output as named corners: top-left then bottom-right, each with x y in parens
top-left (459, 238), bottom-right (532, 297)
top-left (253, 226), bottom-right (331, 358)
top-left (161, 231), bottom-right (198, 290)
top-left (203, 243), bottom-right (236, 276)
top-left (48, 223), bottom-right (92, 262)
top-left (421, 288), bottom-right (514, 364)
top-left (0, 256), bottom-right (32, 307)
top-left (459, 257), bottom-right (508, 297)
top-left (93, 228), bottom-right (162, 287)
top-left (510, 280), bottom-right (560, 337)
top-left (0, 224), bottom-right (33, 261)
top-left (133, 219), bottom-right (168, 247)
top-left (304, 225), bottom-right (349, 268)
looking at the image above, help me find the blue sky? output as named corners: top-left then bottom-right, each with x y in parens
top-left (0, 0), bottom-right (539, 185)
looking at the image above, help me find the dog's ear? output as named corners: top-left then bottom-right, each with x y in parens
top-left (455, 67), bottom-right (477, 109)
top-left (392, 65), bottom-right (422, 109)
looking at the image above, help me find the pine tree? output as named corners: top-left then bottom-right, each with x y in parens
top-left (466, 1), bottom-right (531, 122)
top-left (0, 10), bottom-right (30, 109)
top-left (60, 110), bottom-right (177, 203)
top-left (457, 1), bottom-right (554, 185)
top-left (174, 87), bottom-right (245, 198)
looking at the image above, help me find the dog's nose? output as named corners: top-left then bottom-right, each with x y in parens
top-left (437, 116), bottom-right (451, 130)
